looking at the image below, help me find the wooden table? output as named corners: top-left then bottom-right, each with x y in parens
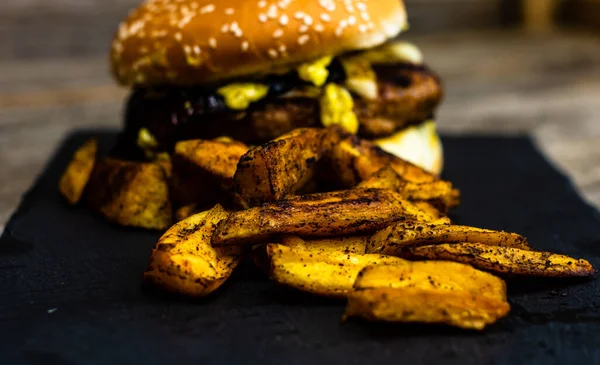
top-left (1, 30), bottom-right (599, 229)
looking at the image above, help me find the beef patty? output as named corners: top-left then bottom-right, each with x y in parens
top-left (115, 63), bottom-right (442, 159)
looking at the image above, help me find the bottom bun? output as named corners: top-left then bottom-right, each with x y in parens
top-left (373, 120), bottom-right (443, 175)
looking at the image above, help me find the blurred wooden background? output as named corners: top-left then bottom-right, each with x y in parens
top-left (1, 0), bottom-right (599, 227)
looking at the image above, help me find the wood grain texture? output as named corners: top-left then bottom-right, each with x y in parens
top-left (1, 31), bottom-right (599, 229)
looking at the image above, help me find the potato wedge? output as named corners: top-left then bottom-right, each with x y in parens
top-left (357, 166), bottom-right (460, 210)
top-left (233, 128), bottom-right (327, 208)
top-left (212, 188), bottom-right (436, 246)
top-left (405, 243), bottom-right (597, 277)
top-left (355, 262), bottom-right (507, 301)
top-left (144, 204), bottom-right (242, 297)
top-left (59, 138), bottom-right (97, 204)
top-left (281, 236), bottom-right (368, 254)
top-left (323, 134), bottom-right (437, 188)
top-left (367, 222), bottom-right (530, 255)
top-left (86, 158), bottom-right (172, 230)
top-left (413, 202), bottom-right (446, 220)
top-left (267, 243), bottom-right (406, 298)
top-left (174, 138), bottom-right (248, 187)
top-left (171, 138), bottom-right (248, 206)
top-left (345, 287), bottom-right (510, 330)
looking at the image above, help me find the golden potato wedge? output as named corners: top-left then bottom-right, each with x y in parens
top-left (212, 188), bottom-right (436, 246)
top-left (281, 235), bottom-right (368, 254)
top-left (355, 262), bottom-right (507, 301)
top-left (59, 138), bottom-right (97, 204)
top-left (357, 166), bottom-right (460, 210)
top-left (405, 243), bottom-right (597, 277)
top-left (323, 134), bottom-right (437, 188)
top-left (367, 222), bottom-right (530, 255)
top-left (345, 287), bottom-right (510, 330)
top-left (144, 204), bottom-right (242, 297)
top-left (233, 128), bottom-right (327, 208)
top-left (413, 202), bottom-right (446, 220)
top-left (170, 138), bottom-right (248, 206)
top-left (86, 158), bottom-right (172, 230)
top-left (266, 243), bottom-right (406, 298)
top-left (174, 138), bottom-right (248, 187)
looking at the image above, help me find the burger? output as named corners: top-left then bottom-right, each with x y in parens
top-left (110, 0), bottom-right (444, 174)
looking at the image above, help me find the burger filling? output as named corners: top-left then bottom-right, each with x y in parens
top-left (114, 42), bottom-right (442, 161)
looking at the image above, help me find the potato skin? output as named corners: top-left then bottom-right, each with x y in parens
top-left (266, 243), bottom-right (406, 298)
top-left (59, 138), bottom-right (97, 204)
top-left (171, 138), bottom-right (248, 206)
top-left (233, 128), bottom-right (327, 208)
top-left (355, 262), bottom-right (507, 301)
top-left (212, 188), bottom-right (436, 246)
top-left (281, 235), bottom-right (368, 255)
top-left (357, 166), bottom-right (460, 210)
top-left (86, 158), bottom-right (172, 230)
top-left (404, 243), bottom-right (597, 277)
top-left (322, 133), bottom-right (437, 188)
top-left (366, 222), bottom-right (530, 255)
top-left (345, 287), bottom-right (510, 330)
top-left (144, 204), bottom-right (242, 297)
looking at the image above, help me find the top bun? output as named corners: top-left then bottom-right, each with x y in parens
top-left (111, 0), bottom-right (407, 86)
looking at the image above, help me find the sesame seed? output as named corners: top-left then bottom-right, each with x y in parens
top-left (356, 2), bottom-right (367, 11)
top-left (258, 13), bottom-right (268, 22)
top-left (279, 14), bottom-right (289, 26)
top-left (193, 45), bottom-right (201, 54)
top-left (279, 44), bottom-right (287, 53)
top-left (304, 15), bottom-right (313, 26)
top-left (268, 49), bottom-right (279, 58)
top-left (184, 45), bottom-right (192, 54)
top-left (299, 24), bottom-right (309, 33)
top-left (200, 4), bottom-right (215, 14)
top-left (241, 41), bottom-right (249, 51)
top-left (221, 24), bottom-right (230, 33)
top-left (346, 4), bottom-right (355, 13)
top-left (348, 16), bottom-right (357, 25)
top-left (298, 34), bottom-right (310, 45)
top-left (258, 1), bottom-right (267, 8)
top-left (320, 13), bottom-right (331, 22)
top-left (361, 12), bottom-right (370, 21)
top-left (209, 37), bottom-right (217, 49)
top-left (278, 0), bottom-right (290, 9)
top-left (294, 12), bottom-right (305, 19)
top-left (359, 24), bottom-right (368, 33)
top-left (267, 5), bottom-right (278, 18)
top-left (340, 19), bottom-right (348, 28)
top-left (314, 24), bottom-right (325, 32)
top-left (234, 29), bottom-right (243, 38)
top-left (225, 8), bottom-right (235, 15)
top-left (335, 27), bottom-right (344, 36)
top-left (230, 21), bottom-right (240, 31)
top-left (273, 29), bottom-right (284, 38)
top-left (175, 32), bottom-right (183, 41)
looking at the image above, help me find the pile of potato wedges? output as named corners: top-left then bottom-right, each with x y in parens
top-left (60, 127), bottom-right (596, 330)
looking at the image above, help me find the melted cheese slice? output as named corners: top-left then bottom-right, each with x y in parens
top-left (374, 120), bottom-right (443, 175)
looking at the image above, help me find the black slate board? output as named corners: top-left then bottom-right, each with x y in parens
top-left (2, 131), bottom-right (600, 365)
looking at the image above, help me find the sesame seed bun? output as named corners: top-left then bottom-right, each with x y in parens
top-left (111, 0), bottom-right (408, 86)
